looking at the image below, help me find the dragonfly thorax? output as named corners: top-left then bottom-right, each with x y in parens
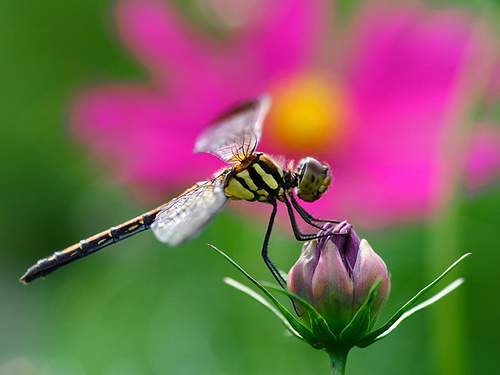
top-left (224, 153), bottom-right (292, 203)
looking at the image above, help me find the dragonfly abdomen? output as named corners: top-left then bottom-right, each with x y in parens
top-left (224, 154), bottom-right (287, 203)
top-left (20, 208), bottom-right (162, 283)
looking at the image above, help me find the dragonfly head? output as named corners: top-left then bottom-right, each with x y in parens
top-left (295, 157), bottom-right (331, 202)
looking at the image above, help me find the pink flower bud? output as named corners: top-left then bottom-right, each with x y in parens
top-left (287, 222), bottom-right (391, 334)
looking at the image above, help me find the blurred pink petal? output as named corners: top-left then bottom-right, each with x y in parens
top-left (116, 0), bottom-right (329, 111)
top-left (117, 0), bottom-right (208, 71)
top-left (72, 85), bottom-right (225, 197)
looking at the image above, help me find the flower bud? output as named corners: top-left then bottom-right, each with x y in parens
top-left (287, 222), bottom-right (391, 335)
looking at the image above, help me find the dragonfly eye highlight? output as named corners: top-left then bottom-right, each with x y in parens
top-left (296, 157), bottom-right (331, 202)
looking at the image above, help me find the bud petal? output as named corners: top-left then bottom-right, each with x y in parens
top-left (287, 240), bottom-right (317, 304)
top-left (353, 239), bottom-right (391, 321)
top-left (312, 240), bottom-right (354, 333)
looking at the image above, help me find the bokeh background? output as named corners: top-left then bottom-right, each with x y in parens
top-left (2, 0), bottom-right (500, 374)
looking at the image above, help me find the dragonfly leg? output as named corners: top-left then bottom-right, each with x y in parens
top-left (261, 200), bottom-right (287, 288)
top-left (283, 194), bottom-right (347, 241)
top-left (289, 192), bottom-right (341, 226)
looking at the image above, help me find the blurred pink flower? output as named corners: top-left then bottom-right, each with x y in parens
top-left (72, 0), bottom-right (500, 228)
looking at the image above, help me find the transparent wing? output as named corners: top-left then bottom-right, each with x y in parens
top-left (194, 95), bottom-right (271, 163)
top-left (151, 177), bottom-right (228, 246)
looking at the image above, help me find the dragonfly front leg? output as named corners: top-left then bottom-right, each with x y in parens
top-left (283, 194), bottom-right (347, 241)
top-left (289, 192), bottom-right (341, 227)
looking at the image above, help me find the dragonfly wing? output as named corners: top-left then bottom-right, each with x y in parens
top-left (151, 177), bottom-right (228, 246)
top-left (194, 95), bottom-right (271, 162)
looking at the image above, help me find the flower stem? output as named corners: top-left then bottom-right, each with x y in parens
top-left (329, 349), bottom-right (348, 375)
top-left (427, 197), bottom-right (467, 375)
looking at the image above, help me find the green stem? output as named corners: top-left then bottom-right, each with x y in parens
top-left (329, 349), bottom-right (349, 375)
top-left (427, 199), bottom-right (466, 375)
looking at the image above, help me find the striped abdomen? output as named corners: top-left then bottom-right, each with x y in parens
top-left (224, 153), bottom-right (287, 203)
top-left (19, 206), bottom-right (164, 283)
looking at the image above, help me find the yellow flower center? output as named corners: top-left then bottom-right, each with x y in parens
top-left (266, 72), bottom-right (350, 155)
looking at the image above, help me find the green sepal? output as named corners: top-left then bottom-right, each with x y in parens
top-left (223, 277), bottom-right (307, 343)
top-left (358, 253), bottom-right (471, 347)
top-left (209, 245), bottom-right (319, 347)
top-left (262, 282), bottom-right (337, 347)
top-left (339, 279), bottom-right (381, 344)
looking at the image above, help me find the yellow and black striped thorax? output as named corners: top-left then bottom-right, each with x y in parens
top-left (224, 153), bottom-right (294, 203)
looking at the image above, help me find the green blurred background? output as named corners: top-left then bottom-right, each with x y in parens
top-left (1, 1), bottom-right (499, 374)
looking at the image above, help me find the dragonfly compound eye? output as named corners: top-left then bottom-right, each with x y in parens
top-left (296, 157), bottom-right (331, 202)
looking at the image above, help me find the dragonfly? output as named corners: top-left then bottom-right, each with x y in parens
top-left (20, 95), bottom-right (341, 286)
